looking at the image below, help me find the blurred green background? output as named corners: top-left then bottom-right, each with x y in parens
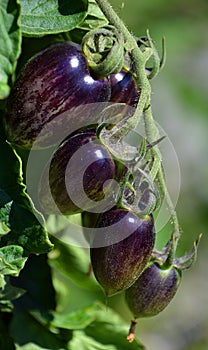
top-left (109, 1), bottom-right (208, 349)
top-left (48, 1), bottom-right (208, 350)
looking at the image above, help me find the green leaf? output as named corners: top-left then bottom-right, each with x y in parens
top-left (87, 0), bottom-right (107, 19)
top-left (0, 299), bottom-right (14, 312)
top-left (78, 0), bottom-right (108, 31)
top-left (84, 303), bottom-right (145, 350)
top-left (0, 220), bottom-right (10, 235)
top-left (34, 302), bottom-right (144, 350)
top-left (0, 245), bottom-right (27, 276)
top-left (51, 304), bottom-right (98, 330)
top-left (15, 343), bottom-right (55, 350)
top-left (52, 302), bottom-right (145, 350)
top-left (49, 236), bottom-right (99, 291)
top-left (0, 276), bottom-right (25, 301)
top-left (69, 330), bottom-right (117, 350)
top-left (69, 0), bottom-right (108, 43)
top-left (0, 201), bottom-right (12, 235)
top-left (0, 219), bottom-right (10, 236)
top-left (11, 310), bottom-right (68, 350)
top-left (17, 224), bottom-right (53, 254)
top-left (0, 127), bottom-right (53, 254)
top-left (0, 274), bottom-right (6, 289)
top-left (0, 0), bottom-right (22, 99)
top-left (20, 0), bottom-right (88, 36)
top-left (11, 254), bottom-right (56, 312)
top-left (10, 203), bottom-right (53, 254)
top-left (0, 132), bottom-right (30, 209)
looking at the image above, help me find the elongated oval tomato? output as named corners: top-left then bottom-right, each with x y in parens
top-left (5, 42), bottom-right (111, 149)
top-left (90, 209), bottom-right (155, 296)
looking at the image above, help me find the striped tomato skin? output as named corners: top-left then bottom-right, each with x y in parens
top-left (38, 128), bottom-right (119, 215)
top-left (109, 70), bottom-right (140, 108)
top-left (5, 42), bottom-right (111, 149)
top-left (90, 209), bottom-right (155, 296)
top-left (125, 262), bottom-right (181, 319)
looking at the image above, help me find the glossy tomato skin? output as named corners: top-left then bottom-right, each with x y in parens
top-left (125, 262), bottom-right (181, 319)
top-left (5, 42), bottom-right (111, 149)
top-left (38, 128), bottom-right (120, 215)
top-left (90, 209), bottom-right (155, 296)
top-left (109, 70), bottom-right (140, 108)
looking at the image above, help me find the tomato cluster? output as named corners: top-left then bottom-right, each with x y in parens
top-left (4, 41), bottom-right (181, 339)
top-left (4, 42), bottom-right (139, 149)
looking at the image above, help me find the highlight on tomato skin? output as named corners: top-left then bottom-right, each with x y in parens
top-left (125, 261), bottom-right (181, 319)
top-left (4, 39), bottom-right (140, 150)
top-left (109, 70), bottom-right (140, 108)
top-left (90, 209), bottom-right (155, 297)
top-left (4, 42), bottom-right (111, 149)
top-left (38, 127), bottom-right (123, 215)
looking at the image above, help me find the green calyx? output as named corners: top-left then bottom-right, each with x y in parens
top-left (81, 25), bottom-right (125, 77)
top-left (152, 234), bottom-right (201, 271)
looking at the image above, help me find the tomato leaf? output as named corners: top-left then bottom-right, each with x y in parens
top-left (9, 203), bottom-right (53, 254)
top-left (0, 200), bottom-right (12, 235)
top-left (84, 303), bottom-right (145, 350)
top-left (15, 343), bottom-right (55, 350)
top-left (78, 0), bottom-right (108, 31)
top-left (0, 276), bottom-right (25, 301)
top-left (0, 0), bottom-right (22, 99)
top-left (57, 302), bottom-right (145, 350)
top-left (11, 254), bottom-right (56, 312)
top-left (0, 245), bottom-right (27, 276)
top-left (19, 0), bottom-right (88, 36)
top-left (70, 331), bottom-right (117, 350)
top-left (51, 304), bottom-right (98, 330)
top-left (11, 310), bottom-right (67, 349)
top-left (0, 124), bottom-right (53, 254)
top-left (49, 235), bottom-right (99, 291)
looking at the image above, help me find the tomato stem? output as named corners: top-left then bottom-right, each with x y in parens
top-left (95, 0), bottom-right (181, 253)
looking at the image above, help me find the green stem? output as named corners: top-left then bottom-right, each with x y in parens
top-left (143, 105), bottom-right (161, 181)
top-left (95, 0), bottom-right (138, 50)
top-left (95, 0), bottom-right (152, 135)
top-left (95, 0), bottom-right (181, 253)
top-left (157, 167), bottom-right (181, 256)
top-left (143, 106), bottom-right (181, 254)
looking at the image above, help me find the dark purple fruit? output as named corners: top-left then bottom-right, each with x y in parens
top-left (90, 209), bottom-right (155, 296)
top-left (5, 42), bottom-right (111, 149)
top-left (125, 262), bottom-right (181, 319)
top-left (38, 128), bottom-right (120, 215)
top-left (109, 70), bottom-right (140, 108)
